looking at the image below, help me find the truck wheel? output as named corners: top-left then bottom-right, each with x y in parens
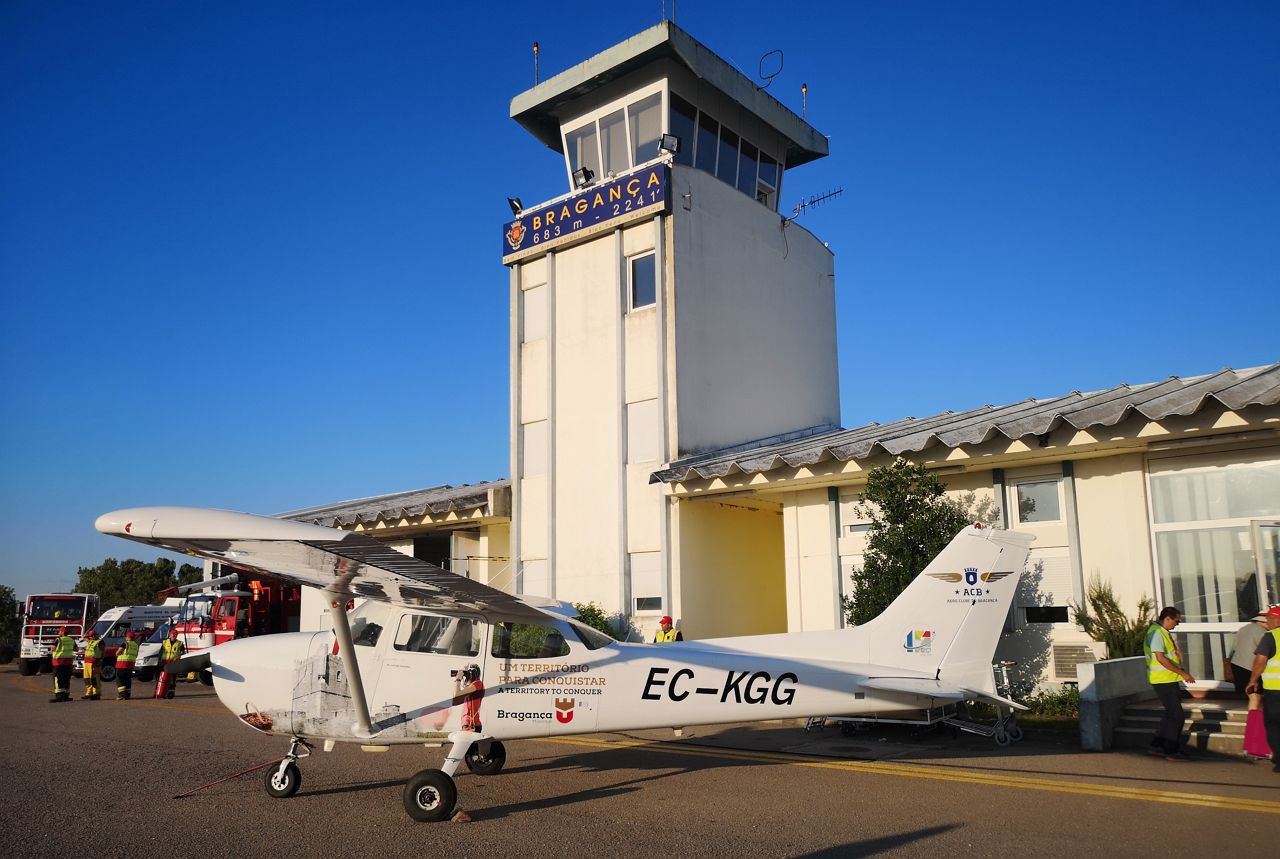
top-left (402, 769), bottom-right (456, 822)
top-left (264, 762), bottom-right (301, 798)
top-left (101, 665), bottom-right (116, 682)
top-left (18, 659), bottom-right (35, 676)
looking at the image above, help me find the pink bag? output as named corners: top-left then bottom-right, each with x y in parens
top-left (1243, 709), bottom-right (1272, 759)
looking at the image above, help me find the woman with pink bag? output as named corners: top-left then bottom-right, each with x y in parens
top-left (1243, 605), bottom-right (1280, 771)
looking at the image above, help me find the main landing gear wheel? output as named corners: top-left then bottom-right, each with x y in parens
top-left (464, 740), bottom-right (506, 775)
top-left (265, 762), bottom-right (302, 798)
top-left (994, 728), bottom-right (1012, 747)
top-left (403, 769), bottom-right (457, 822)
top-left (1006, 723), bottom-right (1024, 743)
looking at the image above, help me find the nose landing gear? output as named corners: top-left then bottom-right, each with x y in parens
top-left (265, 737), bottom-right (311, 799)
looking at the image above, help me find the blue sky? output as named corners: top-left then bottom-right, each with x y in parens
top-left (2, 2), bottom-right (1276, 597)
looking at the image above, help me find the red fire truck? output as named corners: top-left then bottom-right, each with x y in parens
top-left (160, 572), bottom-right (301, 683)
top-left (18, 593), bottom-right (101, 676)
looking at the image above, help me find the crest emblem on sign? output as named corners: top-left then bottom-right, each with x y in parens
top-left (964, 567), bottom-right (979, 586)
top-left (506, 221), bottom-right (526, 250)
top-left (554, 698), bottom-right (575, 724)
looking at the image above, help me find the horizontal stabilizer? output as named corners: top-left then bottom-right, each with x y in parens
top-left (861, 677), bottom-right (966, 701)
top-left (961, 687), bottom-right (1029, 712)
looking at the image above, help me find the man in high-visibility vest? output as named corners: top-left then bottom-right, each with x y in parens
top-left (81, 629), bottom-right (103, 700)
top-left (155, 627), bottom-right (184, 700)
top-left (49, 627), bottom-right (76, 703)
top-left (1144, 606), bottom-right (1196, 761)
top-left (1244, 604), bottom-right (1280, 773)
top-left (115, 631), bottom-right (141, 700)
top-left (654, 616), bottom-right (683, 643)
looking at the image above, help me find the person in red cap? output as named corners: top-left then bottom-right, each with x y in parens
top-left (49, 626), bottom-right (76, 703)
top-left (155, 626), bottom-right (184, 700)
top-left (115, 630), bottom-right (141, 700)
top-left (81, 628), bottom-right (103, 700)
top-left (1244, 605), bottom-right (1280, 773)
top-left (654, 616), bottom-right (682, 643)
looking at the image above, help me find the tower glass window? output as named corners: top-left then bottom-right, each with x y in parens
top-left (566, 123), bottom-right (600, 182)
top-left (695, 112), bottom-right (719, 174)
top-left (737, 141), bottom-right (759, 196)
top-left (716, 127), bottom-right (739, 185)
top-left (599, 109), bottom-right (629, 176)
top-left (669, 93), bottom-right (697, 167)
top-left (628, 93), bottom-right (662, 165)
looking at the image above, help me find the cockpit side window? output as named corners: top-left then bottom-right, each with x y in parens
top-left (392, 614), bottom-right (480, 656)
top-left (491, 622), bottom-right (571, 659)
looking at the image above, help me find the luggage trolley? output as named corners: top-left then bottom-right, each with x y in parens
top-left (804, 662), bottom-right (1025, 747)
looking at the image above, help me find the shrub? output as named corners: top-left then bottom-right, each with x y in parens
top-left (1070, 576), bottom-right (1154, 658)
top-left (1024, 685), bottom-right (1080, 716)
top-left (573, 602), bottom-right (617, 638)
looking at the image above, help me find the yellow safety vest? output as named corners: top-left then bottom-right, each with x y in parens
top-left (83, 639), bottom-right (103, 665)
top-left (1144, 623), bottom-right (1181, 685)
top-left (1262, 628), bottom-right (1280, 691)
top-left (52, 635), bottom-right (76, 666)
top-left (115, 639), bottom-right (139, 668)
top-left (162, 638), bottom-right (184, 661)
top-left (655, 628), bottom-right (680, 643)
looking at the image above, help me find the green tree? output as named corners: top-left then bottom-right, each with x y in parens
top-left (572, 602), bottom-right (617, 639)
top-left (71, 557), bottom-right (205, 609)
top-left (1070, 576), bottom-right (1154, 658)
top-left (0, 584), bottom-right (20, 662)
top-left (842, 458), bottom-right (972, 626)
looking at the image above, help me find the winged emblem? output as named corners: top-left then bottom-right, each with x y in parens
top-left (981, 571), bottom-right (1014, 583)
top-left (927, 573), bottom-right (963, 583)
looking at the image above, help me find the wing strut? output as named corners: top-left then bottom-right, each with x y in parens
top-left (325, 590), bottom-right (378, 740)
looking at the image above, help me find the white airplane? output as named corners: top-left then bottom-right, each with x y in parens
top-left (95, 507), bottom-right (1033, 822)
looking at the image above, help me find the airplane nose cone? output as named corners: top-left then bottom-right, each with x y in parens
top-left (210, 633), bottom-right (320, 735)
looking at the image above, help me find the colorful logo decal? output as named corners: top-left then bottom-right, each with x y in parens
top-left (505, 221), bottom-right (526, 250)
top-left (903, 629), bottom-right (934, 653)
top-left (554, 697), bottom-right (575, 724)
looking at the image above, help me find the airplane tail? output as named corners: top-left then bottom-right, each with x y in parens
top-left (859, 525), bottom-right (1033, 697)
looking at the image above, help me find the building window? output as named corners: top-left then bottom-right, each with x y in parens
top-left (599, 108), bottom-right (628, 176)
top-left (629, 252), bottom-right (656, 309)
top-left (716, 126), bottom-right (739, 185)
top-left (565, 122), bottom-right (600, 182)
top-left (1014, 479), bottom-right (1062, 524)
top-left (1149, 451), bottom-right (1280, 624)
top-left (1024, 606), bottom-right (1069, 624)
top-left (630, 551), bottom-right (662, 614)
top-left (669, 93), bottom-right (697, 167)
top-left (757, 152), bottom-right (779, 209)
top-left (694, 112), bottom-right (719, 174)
top-left (628, 93), bottom-right (662, 166)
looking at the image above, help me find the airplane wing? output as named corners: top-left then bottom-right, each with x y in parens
top-left (95, 506), bottom-right (550, 622)
top-left (861, 677), bottom-right (1029, 711)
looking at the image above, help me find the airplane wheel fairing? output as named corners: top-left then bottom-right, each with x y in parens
top-left (265, 762), bottom-right (301, 798)
top-left (465, 741), bottom-right (506, 775)
top-left (403, 769), bottom-right (456, 822)
top-left (100, 665), bottom-right (116, 682)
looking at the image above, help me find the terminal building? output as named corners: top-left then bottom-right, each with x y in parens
top-left (282, 21), bottom-right (1280, 692)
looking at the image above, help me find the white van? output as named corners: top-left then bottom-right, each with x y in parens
top-left (76, 603), bottom-right (181, 681)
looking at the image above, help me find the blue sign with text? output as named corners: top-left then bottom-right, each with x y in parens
top-left (502, 164), bottom-right (669, 261)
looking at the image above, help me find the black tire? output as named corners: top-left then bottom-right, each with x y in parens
top-left (17, 659), bottom-right (36, 677)
top-left (1006, 723), bottom-right (1024, 743)
top-left (199, 669), bottom-right (214, 687)
top-left (137, 668), bottom-right (154, 683)
top-left (100, 665), bottom-right (116, 682)
top-left (464, 740), bottom-right (506, 775)
top-left (264, 762), bottom-right (301, 798)
top-left (402, 769), bottom-right (456, 822)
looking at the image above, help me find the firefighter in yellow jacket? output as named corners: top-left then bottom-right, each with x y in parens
top-left (49, 627), bottom-right (76, 703)
top-left (81, 628), bottom-right (103, 700)
top-left (155, 627), bottom-right (184, 700)
top-left (115, 631), bottom-right (141, 700)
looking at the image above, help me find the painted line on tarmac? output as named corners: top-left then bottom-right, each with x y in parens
top-left (535, 735), bottom-right (1280, 816)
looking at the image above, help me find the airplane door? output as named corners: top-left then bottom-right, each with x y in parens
top-left (370, 612), bottom-right (485, 740)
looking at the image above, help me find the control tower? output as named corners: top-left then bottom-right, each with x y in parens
top-left (504, 21), bottom-right (837, 638)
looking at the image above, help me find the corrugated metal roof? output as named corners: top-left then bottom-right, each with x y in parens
top-left (651, 363), bottom-right (1280, 484)
top-left (281, 480), bottom-right (510, 528)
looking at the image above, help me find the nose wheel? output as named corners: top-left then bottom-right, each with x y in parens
top-left (264, 738), bottom-right (311, 799)
top-left (403, 769), bottom-right (457, 822)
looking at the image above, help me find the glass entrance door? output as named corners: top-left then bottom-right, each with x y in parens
top-left (1251, 520), bottom-right (1280, 610)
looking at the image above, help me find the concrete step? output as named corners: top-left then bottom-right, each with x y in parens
top-left (1115, 715), bottom-right (1245, 737)
top-left (1112, 726), bottom-right (1252, 757)
top-left (1122, 702), bottom-right (1249, 723)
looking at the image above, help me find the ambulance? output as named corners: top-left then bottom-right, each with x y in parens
top-left (76, 602), bottom-right (182, 682)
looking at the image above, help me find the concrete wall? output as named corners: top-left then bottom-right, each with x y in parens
top-left (670, 166), bottom-right (838, 456)
top-left (674, 499), bottom-right (786, 640)
top-left (783, 488), bottom-right (843, 631)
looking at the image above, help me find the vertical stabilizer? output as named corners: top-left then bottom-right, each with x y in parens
top-left (861, 526), bottom-right (1033, 693)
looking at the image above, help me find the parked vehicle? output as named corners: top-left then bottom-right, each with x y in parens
top-left (74, 603), bottom-right (181, 682)
top-left (18, 593), bottom-right (100, 675)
